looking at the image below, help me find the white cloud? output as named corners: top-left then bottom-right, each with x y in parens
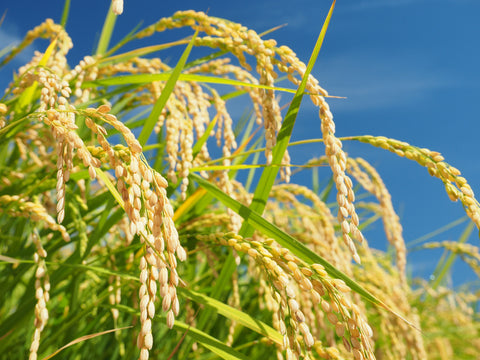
top-left (342, 0), bottom-right (473, 11)
top-left (0, 23), bottom-right (36, 65)
top-left (310, 52), bottom-right (451, 112)
top-left (0, 29), bottom-right (19, 50)
top-left (0, 23), bottom-right (38, 90)
top-left (343, 0), bottom-right (429, 11)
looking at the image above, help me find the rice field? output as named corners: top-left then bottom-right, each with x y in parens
top-left (0, 1), bottom-right (478, 359)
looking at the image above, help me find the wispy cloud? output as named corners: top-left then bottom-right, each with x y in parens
top-left (342, 0), bottom-right (473, 11)
top-left (0, 29), bottom-right (19, 51)
top-left (311, 52), bottom-right (451, 112)
top-left (0, 22), bottom-right (37, 90)
top-left (0, 22), bottom-right (35, 65)
top-left (342, 0), bottom-right (428, 11)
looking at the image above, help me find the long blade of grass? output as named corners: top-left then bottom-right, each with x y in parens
top-left (84, 73), bottom-right (301, 95)
top-left (430, 222), bottom-right (475, 290)
top-left (172, 187), bottom-right (207, 222)
top-left (94, 168), bottom-right (124, 208)
top-left (312, 166), bottom-right (320, 194)
top-left (172, 320), bottom-right (249, 360)
top-left (192, 115), bottom-right (218, 158)
top-left (16, 38), bottom-right (57, 112)
top-left (100, 40), bottom-right (190, 66)
top-left (137, 30), bottom-right (198, 147)
top-left (178, 288), bottom-right (282, 345)
top-left (60, 0), bottom-right (71, 28)
top-left (242, 0), bottom-right (336, 236)
top-left (184, 49), bottom-right (228, 70)
top-left (407, 216), bottom-right (468, 248)
top-left (104, 22), bottom-right (145, 57)
top-left (95, 3), bottom-right (118, 56)
top-left (42, 326), bottom-right (132, 360)
top-left (191, 164), bottom-right (266, 172)
top-left (245, 149), bottom-right (261, 193)
top-left (0, 43), bottom-right (14, 63)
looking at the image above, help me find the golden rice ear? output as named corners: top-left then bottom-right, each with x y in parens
top-left (29, 231), bottom-right (50, 360)
top-left (111, 0), bottom-right (124, 15)
top-left (346, 157), bottom-right (406, 281)
top-left (357, 135), bottom-right (480, 230)
top-left (197, 232), bottom-right (376, 359)
top-left (0, 103), bottom-right (8, 128)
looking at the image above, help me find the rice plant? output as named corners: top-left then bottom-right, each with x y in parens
top-left (0, 1), bottom-right (478, 359)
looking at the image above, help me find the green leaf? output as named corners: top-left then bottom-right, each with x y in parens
top-left (96, 3), bottom-right (118, 55)
top-left (192, 115), bottom-right (217, 159)
top-left (173, 320), bottom-right (249, 360)
top-left (42, 327), bottom-right (132, 360)
top-left (83, 73), bottom-right (300, 95)
top-left (100, 40), bottom-right (190, 67)
top-left (137, 31), bottom-right (199, 147)
top-left (430, 222), bottom-right (475, 290)
top-left (15, 39), bottom-right (57, 112)
top-left (242, 0), bottom-right (336, 236)
top-left (60, 0), bottom-right (71, 28)
top-left (178, 288), bottom-right (282, 345)
top-left (95, 168), bottom-right (124, 208)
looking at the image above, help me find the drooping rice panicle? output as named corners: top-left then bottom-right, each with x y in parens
top-left (357, 135), bottom-right (480, 230)
top-left (346, 157), bottom-right (406, 281)
top-left (197, 232), bottom-right (375, 360)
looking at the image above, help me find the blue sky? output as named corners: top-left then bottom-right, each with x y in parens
top-left (1, 0), bottom-right (479, 286)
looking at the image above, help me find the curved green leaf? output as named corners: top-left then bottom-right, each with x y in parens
top-left (173, 320), bottom-right (249, 360)
top-left (178, 288), bottom-right (282, 345)
top-left (137, 30), bottom-right (199, 146)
